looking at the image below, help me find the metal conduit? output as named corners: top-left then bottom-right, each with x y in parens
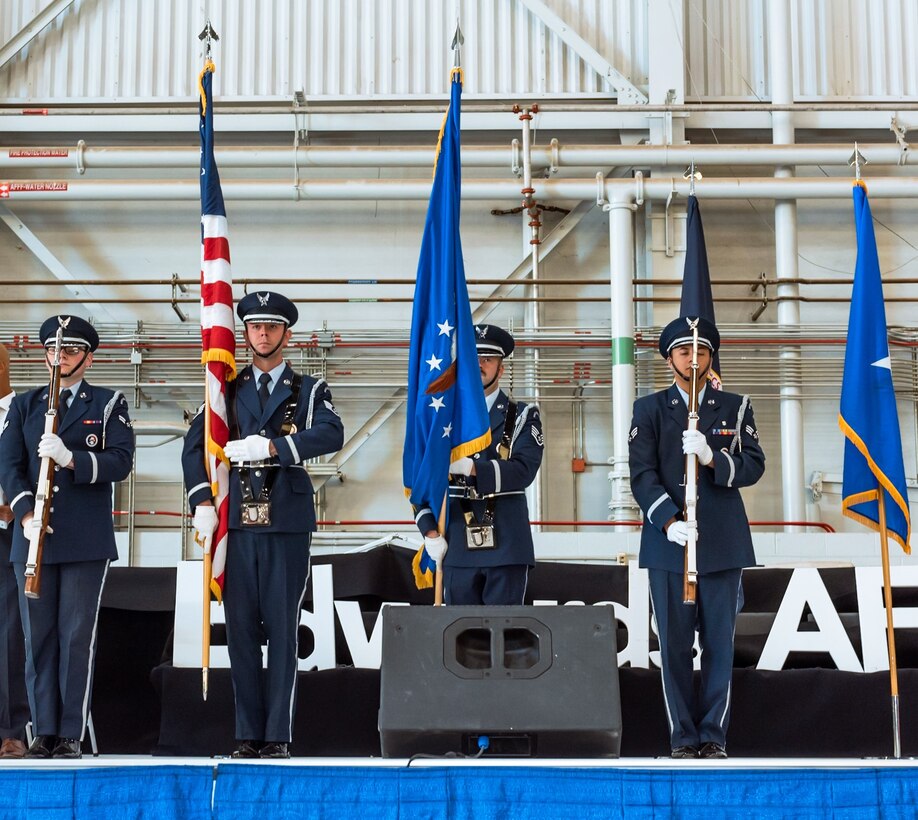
top-left (6, 275), bottom-right (918, 287)
top-left (4, 176), bottom-right (918, 201)
top-left (7, 331), bottom-right (906, 393)
top-left (0, 142), bottom-right (909, 169)
top-left (5, 294), bottom-right (918, 306)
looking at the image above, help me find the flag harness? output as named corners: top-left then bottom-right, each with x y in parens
top-left (226, 372), bottom-right (303, 527)
top-left (454, 400), bottom-right (518, 550)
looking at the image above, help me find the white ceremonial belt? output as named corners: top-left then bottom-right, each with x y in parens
top-left (449, 489), bottom-right (524, 499)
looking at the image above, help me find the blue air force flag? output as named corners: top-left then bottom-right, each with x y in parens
top-left (403, 69), bottom-right (491, 584)
top-left (679, 194), bottom-right (722, 388)
top-left (839, 182), bottom-right (911, 553)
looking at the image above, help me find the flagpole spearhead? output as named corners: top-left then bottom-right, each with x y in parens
top-left (683, 163), bottom-right (702, 196)
top-left (849, 143), bottom-right (866, 182)
top-left (198, 20), bottom-right (220, 62)
top-left (451, 20), bottom-right (464, 68)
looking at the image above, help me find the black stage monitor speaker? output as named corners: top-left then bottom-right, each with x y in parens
top-left (378, 605), bottom-right (621, 758)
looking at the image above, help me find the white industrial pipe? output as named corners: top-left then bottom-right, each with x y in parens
top-left (3, 176), bottom-right (918, 201)
top-left (0, 142), bottom-right (909, 170)
top-left (770, 0), bottom-right (808, 530)
top-left (606, 197), bottom-right (639, 523)
top-left (518, 108), bottom-right (544, 528)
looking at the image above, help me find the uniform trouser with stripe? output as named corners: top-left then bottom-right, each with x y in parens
top-left (14, 559), bottom-right (108, 740)
top-left (648, 566), bottom-right (742, 749)
top-left (0, 527), bottom-right (28, 741)
top-left (443, 565), bottom-right (529, 606)
top-left (224, 530), bottom-right (311, 744)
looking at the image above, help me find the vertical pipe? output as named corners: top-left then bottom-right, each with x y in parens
top-left (518, 106), bottom-right (543, 528)
top-left (606, 198), bottom-right (639, 522)
top-left (769, 0), bottom-right (807, 529)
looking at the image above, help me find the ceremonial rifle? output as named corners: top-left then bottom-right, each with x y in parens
top-left (682, 319), bottom-right (701, 605)
top-left (23, 326), bottom-right (64, 599)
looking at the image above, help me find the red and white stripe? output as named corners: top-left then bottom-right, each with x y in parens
top-left (201, 213), bottom-right (235, 598)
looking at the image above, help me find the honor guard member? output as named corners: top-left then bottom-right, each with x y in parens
top-left (183, 291), bottom-right (344, 759)
top-left (0, 343), bottom-right (28, 759)
top-left (628, 316), bottom-right (764, 760)
top-left (416, 324), bottom-right (544, 605)
top-left (0, 316), bottom-right (135, 759)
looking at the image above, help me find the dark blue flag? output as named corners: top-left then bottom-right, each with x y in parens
top-left (680, 194), bottom-right (722, 388)
top-left (840, 182), bottom-right (911, 553)
top-left (403, 70), bottom-right (491, 586)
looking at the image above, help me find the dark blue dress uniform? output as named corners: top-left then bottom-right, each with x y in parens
top-left (0, 316), bottom-right (134, 746)
top-left (0, 390), bottom-right (28, 753)
top-left (182, 292), bottom-right (344, 746)
top-left (0, 521), bottom-right (27, 750)
top-left (415, 325), bottom-right (544, 605)
top-left (628, 316), bottom-right (765, 753)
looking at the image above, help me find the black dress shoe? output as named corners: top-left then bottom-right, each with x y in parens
top-left (699, 741), bottom-right (728, 759)
top-left (24, 736), bottom-right (56, 759)
top-left (670, 745), bottom-right (700, 759)
top-left (51, 738), bottom-right (82, 759)
top-left (259, 742), bottom-right (290, 759)
top-left (231, 740), bottom-right (262, 759)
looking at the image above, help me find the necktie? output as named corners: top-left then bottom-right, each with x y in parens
top-left (58, 388), bottom-right (71, 422)
top-left (258, 373), bottom-right (272, 411)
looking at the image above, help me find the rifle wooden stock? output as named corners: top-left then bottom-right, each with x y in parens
top-left (23, 458), bottom-right (55, 598)
top-left (682, 321), bottom-right (701, 605)
top-left (23, 331), bottom-right (63, 599)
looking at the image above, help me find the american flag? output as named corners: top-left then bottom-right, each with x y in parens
top-left (198, 60), bottom-right (236, 598)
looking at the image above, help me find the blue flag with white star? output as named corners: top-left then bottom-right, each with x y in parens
top-left (839, 182), bottom-right (911, 553)
top-left (403, 70), bottom-right (491, 585)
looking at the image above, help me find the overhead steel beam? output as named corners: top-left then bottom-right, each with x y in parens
top-left (0, 0), bottom-right (75, 70)
top-left (647, 0), bottom-right (685, 105)
top-left (517, 0), bottom-right (648, 104)
top-left (0, 204), bottom-right (116, 320)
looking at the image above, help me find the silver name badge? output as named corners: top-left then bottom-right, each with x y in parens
top-left (466, 525), bottom-right (496, 550)
top-left (241, 502), bottom-right (272, 527)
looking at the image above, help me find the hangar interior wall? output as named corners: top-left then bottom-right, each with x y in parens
top-left (1, 0), bottom-right (916, 566)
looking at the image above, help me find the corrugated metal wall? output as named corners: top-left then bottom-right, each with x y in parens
top-left (683, 0), bottom-right (768, 100)
top-left (683, 0), bottom-right (918, 100)
top-left (0, 0), bottom-right (646, 100)
top-left (792, 0), bottom-right (918, 99)
top-left (1, 1), bottom-right (916, 103)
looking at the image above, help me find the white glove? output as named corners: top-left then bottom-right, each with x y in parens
top-left (23, 516), bottom-right (52, 540)
top-left (224, 435), bottom-right (272, 463)
top-left (448, 457), bottom-right (474, 476)
top-left (666, 520), bottom-right (689, 546)
top-left (192, 505), bottom-right (218, 549)
top-left (682, 429), bottom-right (713, 466)
top-left (38, 433), bottom-right (73, 467)
top-left (424, 534), bottom-right (448, 564)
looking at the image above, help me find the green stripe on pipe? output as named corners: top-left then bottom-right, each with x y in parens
top-left (611, 337), bottom-right (634, 365)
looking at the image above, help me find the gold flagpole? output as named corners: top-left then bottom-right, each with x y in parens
top-left (434, 494), bottom-right (447, 606)
top-left (877, 490), bottom-right (901, 759)
top-left (200, 387), bottom-right (213, 701)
